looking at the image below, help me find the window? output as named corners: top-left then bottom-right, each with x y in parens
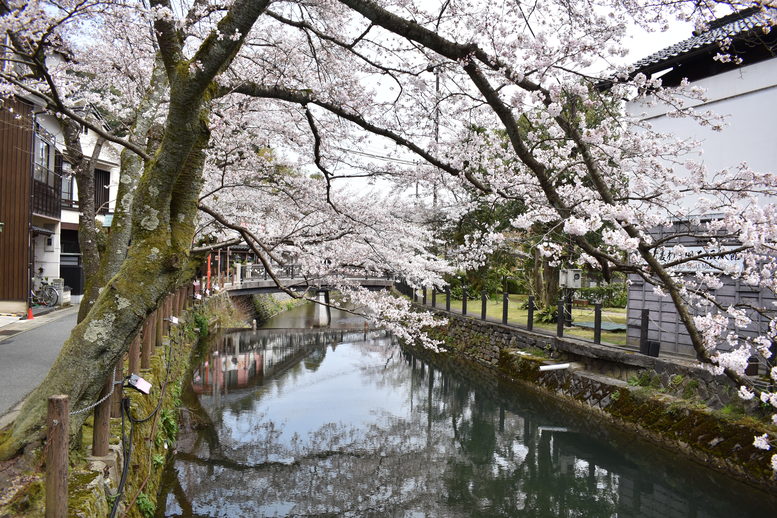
top-left (95, 169), bottom-right (110, 213)
top-left (61, 175), bottom-right (75, 207)
top-left (34, 138), bottom-right (50, 183)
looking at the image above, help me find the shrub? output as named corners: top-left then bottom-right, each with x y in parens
top-left (576, 283), bottom-right (627, 308)
top-left (136, 493), bottom-right (155, 518)
top-left (534, 304), bottom-right (558, 323)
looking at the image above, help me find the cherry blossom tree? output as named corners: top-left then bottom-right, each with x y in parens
top-left (0, 0), bottom-right (776, 472)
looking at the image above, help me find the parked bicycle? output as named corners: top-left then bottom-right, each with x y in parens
top-left (31, 281), bottom-right (59, 307)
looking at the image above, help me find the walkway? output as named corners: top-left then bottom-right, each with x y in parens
top-left (0, 305), bottom-right (78, 425)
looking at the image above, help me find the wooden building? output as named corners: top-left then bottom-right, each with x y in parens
top-left (0, 97), bottom-right (34, 313)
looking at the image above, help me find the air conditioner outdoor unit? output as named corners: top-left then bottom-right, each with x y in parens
top-left (559, 269), bottom-right (582, 289)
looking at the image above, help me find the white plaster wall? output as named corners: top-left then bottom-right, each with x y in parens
top-left (628, 59), bottom-right (777, 177)
top-left (36, 112), bottom-right (63, 145)
top-left (61, 209), bottom-right (79, 225)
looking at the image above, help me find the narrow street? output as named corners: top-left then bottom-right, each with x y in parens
top-left (0, 307), bottom-right (78, 422)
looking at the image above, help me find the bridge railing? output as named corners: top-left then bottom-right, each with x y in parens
top-left (235, 263), bottom-right (392, 287)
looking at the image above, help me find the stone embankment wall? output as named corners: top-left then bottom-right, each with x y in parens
top-left (251, 293), bottom-right (307, 326)
top-left (426, 311), bottom-right (777, 492)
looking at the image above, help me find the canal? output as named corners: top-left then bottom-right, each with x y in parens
top-left (156, 303), bottom-right (777, 517)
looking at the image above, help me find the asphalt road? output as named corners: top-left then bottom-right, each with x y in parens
top-left (0, 306), bottom-right (78, 417)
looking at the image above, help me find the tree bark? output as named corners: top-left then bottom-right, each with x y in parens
top-left (77, 58), bottom-right (168, 322)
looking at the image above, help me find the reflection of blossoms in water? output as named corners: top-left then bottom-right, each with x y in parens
top-left (160, 328), bottom-right (776, 518)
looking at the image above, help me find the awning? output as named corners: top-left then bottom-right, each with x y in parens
top-left (31, 225), bottom-right (55, 236)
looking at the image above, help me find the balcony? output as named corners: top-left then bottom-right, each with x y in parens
top-left (32, 163), bottom-right (61, 219)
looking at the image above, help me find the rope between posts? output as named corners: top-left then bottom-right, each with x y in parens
top-left (648, 315), bottom-right (677, 335)
top-left (69, 373), bottom-right (122, 415)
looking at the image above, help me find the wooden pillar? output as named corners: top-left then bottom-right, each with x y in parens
top-left (130, 331), bottom-right (141, 374)
top-left (92, 373), bottom-right (112, 457)
top-left (594, 304), bottom-right (602, 344)
top-left (527, 296), bottom-right (535, 331)
top-left (111, 363), bottom-right (123, 418)
top-left (557, 299), bottom-right (565, 337)
top-left (46, 395), bottom-right (69, 518)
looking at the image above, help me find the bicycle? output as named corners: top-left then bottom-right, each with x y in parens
top-left (31, 281), bottom-right (59, 307)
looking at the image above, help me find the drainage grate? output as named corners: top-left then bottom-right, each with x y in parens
top-left (0, 329), bottom-right (18, 336)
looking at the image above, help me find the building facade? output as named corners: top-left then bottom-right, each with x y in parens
top-left (624, 8), bottom-right (777, 357)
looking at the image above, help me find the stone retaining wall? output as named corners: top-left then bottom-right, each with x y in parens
top-left (433, 311), bottom-right (742, 409)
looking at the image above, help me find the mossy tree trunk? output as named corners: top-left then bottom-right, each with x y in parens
top-left (77, 59), bottom-right (169, 323)
top-left (0, 0), bottom-right (271, 459)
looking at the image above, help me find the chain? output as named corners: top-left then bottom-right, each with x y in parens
top-left (69, 373), bottom-right (122, 415)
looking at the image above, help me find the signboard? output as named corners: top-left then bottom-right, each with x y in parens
top-left (655, 245), bottom-right (744, 274)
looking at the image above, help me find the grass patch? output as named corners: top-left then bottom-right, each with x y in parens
top-left (420, 290), bottom-right (628, 345)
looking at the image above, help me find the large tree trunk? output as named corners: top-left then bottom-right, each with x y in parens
top-left (532, 247), bottom-right (559, 309)
top-left (77, 59), bottom-right (168, 322)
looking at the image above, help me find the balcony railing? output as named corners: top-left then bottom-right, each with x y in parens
top-left (32, 164), bottom-right (61, 219)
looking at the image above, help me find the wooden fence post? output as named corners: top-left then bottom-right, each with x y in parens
top-left (175, 287), bottom-right (183, 316)
top-left (46, 395), bottom-right (69, 518)
top-left (143, 312), bottom-right (156, 369)
top-left (527, 296), bottom-right (535, 331)
top-left (156, 303), bottom-right (165, 348)
top-left (92, 372), bottom-right (112, 457)
top-left (130, 332), bottom-right (141, 374)
top-left (111, 362), bottom-right (123, 418)
top-left (594, 304), bottom-right (602, 344)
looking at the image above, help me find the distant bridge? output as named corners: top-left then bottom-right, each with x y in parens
top-left (222, 264), bottom-right (394, 296)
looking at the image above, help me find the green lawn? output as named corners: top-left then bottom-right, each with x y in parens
top-left (419, 290), bottom-right (628, 346)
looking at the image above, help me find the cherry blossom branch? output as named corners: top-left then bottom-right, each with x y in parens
top-left (221, 82), bottom-right (491, 193)
top-left (0, 72), bottom-right (151, 162)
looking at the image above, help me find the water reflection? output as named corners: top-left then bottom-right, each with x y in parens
top-left (157, 323), bottom-right (777, 517)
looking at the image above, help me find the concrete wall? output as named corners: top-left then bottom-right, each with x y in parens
top-left (431, 311), bottom-right (740, 408)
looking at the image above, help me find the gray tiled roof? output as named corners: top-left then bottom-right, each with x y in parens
top-left (632, 8), bottom-right (776, 71)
